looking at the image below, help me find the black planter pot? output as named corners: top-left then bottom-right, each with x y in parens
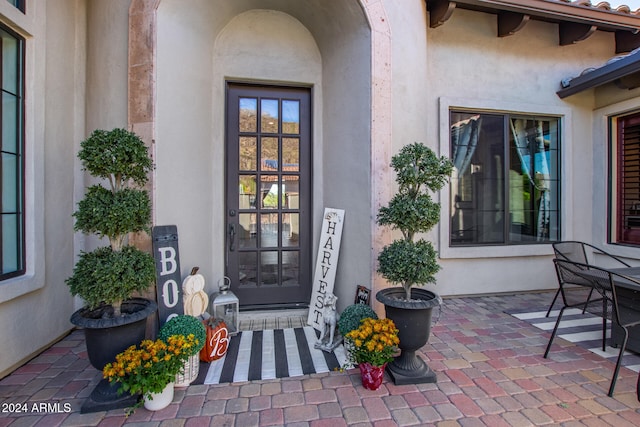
top-left (70, 298), bottom-right (157, 413)
top-left (376, 287), bottom-right (441, 385)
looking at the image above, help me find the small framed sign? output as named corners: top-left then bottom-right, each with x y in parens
top-left (355, 285), bottom-right (371, 305)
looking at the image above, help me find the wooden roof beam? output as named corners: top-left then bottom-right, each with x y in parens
top-left (615, 30), bottom-right (640, 54)
top-left (498, 11), bottom-right (529, 37)
top-left (559, 22), bottom-right (597, 46)
top-left (428, 0), bottom-right (457, 28)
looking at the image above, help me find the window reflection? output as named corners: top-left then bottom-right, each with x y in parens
top-left (261, 99), bottom-right (279, 133)
top-left (450, 111), bottom-right (560, 246)
top-left (239, 98), bottom-right (257, 132)
top-left (282, 100), bottom-right (300, 134)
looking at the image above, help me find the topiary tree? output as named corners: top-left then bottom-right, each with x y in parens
top-left (377, 143), bottom-right (453, 301)
top-left (66, 128), bottom-right (157, 317)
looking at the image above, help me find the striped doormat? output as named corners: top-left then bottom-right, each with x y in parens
top-left (508, 308), bottom-right (640, 372)
top-left (193, 326), bottom-right (348, 385)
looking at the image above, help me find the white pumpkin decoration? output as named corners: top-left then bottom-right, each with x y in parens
top-left (182, 267), bottom-right (209, 316)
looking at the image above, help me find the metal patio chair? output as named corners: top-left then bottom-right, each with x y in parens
top-left (544, 259), bottom-right (640, 397)
top-left (546, 241), bottom-right (631, 317)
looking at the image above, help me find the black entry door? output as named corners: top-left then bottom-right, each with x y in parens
top-left (226, 84), bottom-right (312, 308)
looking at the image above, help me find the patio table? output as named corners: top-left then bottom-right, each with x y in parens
top-left (583, 266), bottom-right (640, 353)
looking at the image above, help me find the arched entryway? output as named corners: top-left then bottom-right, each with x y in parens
top-left (128, 0), bottom-right (392, 312)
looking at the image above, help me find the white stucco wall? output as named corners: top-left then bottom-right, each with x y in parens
top-left (421, 8), bottom-right (615, 296)
top-left (85, 1), bottom-right (129, 135)
top-left (0, 0), bottom-right (84, 377)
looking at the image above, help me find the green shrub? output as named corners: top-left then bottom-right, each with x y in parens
top-left (338, 304), bottom-right (378, 336)
top-left (159, 315), bottom-right (206, 356)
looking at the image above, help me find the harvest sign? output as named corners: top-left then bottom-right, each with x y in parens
top-left (307, 208), bottom-right (345, 331)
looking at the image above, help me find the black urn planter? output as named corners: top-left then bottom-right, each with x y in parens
top-left (70, 298), bottom-right (157, 413)
top-left (376, 287), bottom-right (441, 385)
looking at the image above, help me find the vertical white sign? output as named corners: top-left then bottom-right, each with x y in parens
top-left (307, 208), bottom-right (345, 331)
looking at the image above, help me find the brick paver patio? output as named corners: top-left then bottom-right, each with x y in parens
top-left (1, 291), bottom-right (640, 426)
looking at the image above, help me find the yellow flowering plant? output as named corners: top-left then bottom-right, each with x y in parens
top-left (344, 317), bottom-right (400, 367)
top-left (103, 334), bottom-right (198, 405)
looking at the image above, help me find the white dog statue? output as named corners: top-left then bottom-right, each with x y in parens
top-left (315, 293), bottom-right (342, 352)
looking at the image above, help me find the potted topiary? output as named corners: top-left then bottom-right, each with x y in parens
top-left (66, 128), bottom-right (158, 412)
top-left (158, 315), bottom-right (206, 387)
top-left (375, 142), bottom-right (453, 385)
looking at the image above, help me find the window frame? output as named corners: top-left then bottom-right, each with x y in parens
top-left (0, 22), bottom-right (25, 280)
top-left (590, 99), bottom-right (640, 259)
top-left (609, 111), bottom-right (640, 247)
top-left (6, 0), bottom-right (24, 13)
top-left (0, 5), bottom-right (44, 305)
top-left (438, 97), bottom-right (569, 259)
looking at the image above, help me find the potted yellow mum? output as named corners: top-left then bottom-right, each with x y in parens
top-left (344, 317), bottom-right (399, 390)
top-left (103, 334), bottom-right (198, 413)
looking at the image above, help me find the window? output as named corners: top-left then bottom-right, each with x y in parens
top-left (5, 0), bottom-right (24, 13)
top-left (449, 110), bottom-right (560, 246)
top-left (613, 112), bottom-right (640, 245)
top-left (0, 24), bottom-right (24, 279)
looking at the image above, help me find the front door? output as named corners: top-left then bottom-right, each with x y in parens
top-left (226, 83), bottom-right (312, 308)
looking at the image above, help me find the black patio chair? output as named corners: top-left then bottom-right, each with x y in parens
top-left (544, 259), bottom-right (640, 397)
top-left (546, 241), bottom-right (631, 317)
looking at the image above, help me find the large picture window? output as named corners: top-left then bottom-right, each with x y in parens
top-left (450, 110), bottom-right (560, 246)
top-left (0, 25), bottom-right (24, 279)
top-left (613, 112), bottom-right (640, 246)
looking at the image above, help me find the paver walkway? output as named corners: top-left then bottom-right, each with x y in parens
top-left (1, 291), bottom-right (640, 426)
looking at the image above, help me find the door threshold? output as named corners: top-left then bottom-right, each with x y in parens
top-left (237, 308), bottom-right (309, 332)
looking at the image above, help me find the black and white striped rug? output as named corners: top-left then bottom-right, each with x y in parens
top-left (194, 326), bottom-right (348, 384)
top-left (508, 308), bottom-right (640, 372)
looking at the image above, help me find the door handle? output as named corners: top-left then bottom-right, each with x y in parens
top-left (228, 223), bottom-right (236, 252)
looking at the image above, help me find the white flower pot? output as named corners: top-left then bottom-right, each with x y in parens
top-left (175, 354), bottom-right (200, 387)
top-left (143, 382), bottom-right (174, 411)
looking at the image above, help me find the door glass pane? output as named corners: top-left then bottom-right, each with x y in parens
top-left (261, 99), bottom-right (279, 133)
top-left (282, 100), bottom-right (300, 134)
top-left (283, 138), bottom-right (299, 171)
top-left (261, 137), bottom-right (278, 171)
top-left (261, 251), bottom-right (279, 285)
top-left (282, 213), bottom-right (299, 247)
top-left (239, 175), bottom-right (257, 209)
top-left (238, 213), bottom-right (256, 249)
top-left (239, 252), bottom-right (257, 287)
top-left (260, 177), bottom-right (279, 209)
top-left (286, 181), bottom-right (300, 208)
top-left (282, 251), bottom-right (299, 285)
top-left (239, 98), bottom-right (257, 132)
top-left (260, 213), bottom-right (278, 247)
top-left (239, 137), bottom-right (257, 171)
